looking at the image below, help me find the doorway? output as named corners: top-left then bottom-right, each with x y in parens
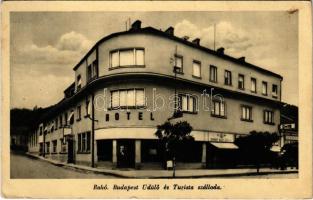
top-left (117, 140), bottom-right (135, 168)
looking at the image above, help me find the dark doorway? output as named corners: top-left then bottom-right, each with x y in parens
top-left (117, 140), bottom-right (135, 168)
top-left (67, 138), bottom-right (75, 163)
top-left (97, 140), bottom-right (112, 161)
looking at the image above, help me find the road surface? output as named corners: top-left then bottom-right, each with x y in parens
top-left (10, 152), bottom-right (115, 179)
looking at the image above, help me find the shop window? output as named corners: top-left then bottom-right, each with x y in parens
top-left (110, 48), bottom-right (144, 68)
top-left (241, 105), bottom-right (253, 122)
top-left (111, 89), bottom-right (145, 109)
top-left (264, 110), bottom-right (274, 124)
top-left (224, 70), bottom-right (232, 86)
top-left (178, 94), bottom-right (197, 113)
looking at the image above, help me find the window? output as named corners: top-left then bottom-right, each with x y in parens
top-left (238, 74), bottom-right (245, 90)
top-left (60, 139), bottom-right (67, 153)
top-left (251, 78), bottom-right (257, 93)
top-left (87, 65), bottom-right (92, 81)
top-left (264, 110), bottom-right (274, 124)
top-left (52, 140), bottom-right (57, 153)
top-left (87, 60), bottom-right (99, 82)
top-left (210, 65), bottom-right (218, 83)
top-left (224, 70), bottom-right (232, 86)
top-left (77, 75), bottom-right (82, 90)
top-left (68, 111), bottom-right (74, 125)
top-left (262, 81), bottom-right (268, 95)
top-left (272, 84), bottom-right (278, 98)
top-left (178, 94), bottom-right (197, 113)
top-left (241, 105), bottom-right (252, 121)
top-left (110, 48), bottom-right (144, 68)
top-left (211, 100), bottom-right (226, 117)
top-left (46, 142), bottom-right (50, 153)
top-left (174, 55), bottom-right (183, 73)
top-left (85, 100), bottom-right (91, 117)
top-left (77, 105), bottom-right (81, 121)
top-left (192, 61), bottom-right (201, 78)
top-left (78, 132), bottom-right (91, 153)
top-left (111, 89), bottom-right (145, 109)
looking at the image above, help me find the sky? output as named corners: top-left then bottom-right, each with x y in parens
top-left (10, 11), bottom-right (298, 109)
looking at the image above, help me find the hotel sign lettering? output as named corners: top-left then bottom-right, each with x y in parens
top-left (105, 112), bottom-right (155, 122)
top-left (209, 132), bottom-right (234, 143)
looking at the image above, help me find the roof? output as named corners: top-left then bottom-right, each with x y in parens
top-left (72, 26), bottom-right (283, 79)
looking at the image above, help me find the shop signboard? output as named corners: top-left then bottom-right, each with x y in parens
top-left (208, 132), bottom-right (234, 143)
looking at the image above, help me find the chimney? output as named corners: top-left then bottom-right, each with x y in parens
top-left (165, 26), bottom-right (174, 36)
top-left (130, 20), bottom-right (141, 31)
top-left (182, 36), bottom-right (190, 41)
top-left (238, 57), bottom-right (246, 62)
top-left (217, 47), bottom-right (225, 54)
top-left (192, 38), bottom-right (200, 45)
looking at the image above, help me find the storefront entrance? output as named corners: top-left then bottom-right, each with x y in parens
top-left (117, 140), bottom-right (135, 168)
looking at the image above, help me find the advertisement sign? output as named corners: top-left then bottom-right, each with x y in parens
top-left (208, 132), bottom-right (234, 143)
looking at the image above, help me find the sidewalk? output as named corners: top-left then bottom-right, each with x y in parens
top-left (26, 153), bottom-right (298, 178)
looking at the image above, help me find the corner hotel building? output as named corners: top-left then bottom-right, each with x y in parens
top-left (28, 20), bottom-right (283, 169)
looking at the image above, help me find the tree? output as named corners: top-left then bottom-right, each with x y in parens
top-left (234, 131), bottom-right (279, 173)
top-left (155, 121), bottom-right (194, 177)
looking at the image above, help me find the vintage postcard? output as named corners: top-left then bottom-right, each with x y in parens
top-left (1, 1), bottom-right (312, 199)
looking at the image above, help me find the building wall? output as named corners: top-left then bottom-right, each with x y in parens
top-left (92, 79), bottom-right (279, 136)
top-left (94, 33), bottom-right (281, 101)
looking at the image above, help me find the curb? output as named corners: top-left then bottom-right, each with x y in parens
top-left (24, 153), bottom-right (298, 178)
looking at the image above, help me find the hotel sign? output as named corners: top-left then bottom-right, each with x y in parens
top-left (209, 132), bottom-right (234, 143)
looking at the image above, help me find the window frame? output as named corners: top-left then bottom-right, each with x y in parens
top-left (177, 93), bottom-right (198, 114)
top-left (109, 48), bottom-right (145, 69)
top-left (241, 105), bottom-right (253, 122)
top-left (110, 88), bottom-right (146, 110)
top-left (211, 100), bottom-right (227, 118)
top-left (76, 105), bottom-right (82, 121)
top-left (77, 132), bottom-right (91, 154)
top-left (272, 84), bottom-right (278, 98)
top-left (264, 110), bottom-right (275, 125)
top-left (238, 74), bottom-right (245, 90)
top-left (192, 60), bottom-right (201, 79)
top-left (76, 75), bottom-right (82, 90)
top-left (251, 77), bottom-right (257, 93)
top-left (209, 65), bottom-right (218, 83)
top-left (262, 81), bottom-right (268, 96)
top-left (224, 70), bottom-right (232, 86)
top-left (174, 54), bottom-right (184, 74)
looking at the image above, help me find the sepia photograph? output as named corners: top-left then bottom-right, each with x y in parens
top-left (2, 1), bottom-right (312, 199)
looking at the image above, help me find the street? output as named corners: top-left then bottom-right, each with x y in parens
top-left (219, 173), bottom-right (298, 179)
top-left (10, 152), bottom-right (115, 179)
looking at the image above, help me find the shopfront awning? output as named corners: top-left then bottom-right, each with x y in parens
top-left (211, 142), bottom-right (238, 149)
top-left (270, 146), bottom-right (281, 152)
